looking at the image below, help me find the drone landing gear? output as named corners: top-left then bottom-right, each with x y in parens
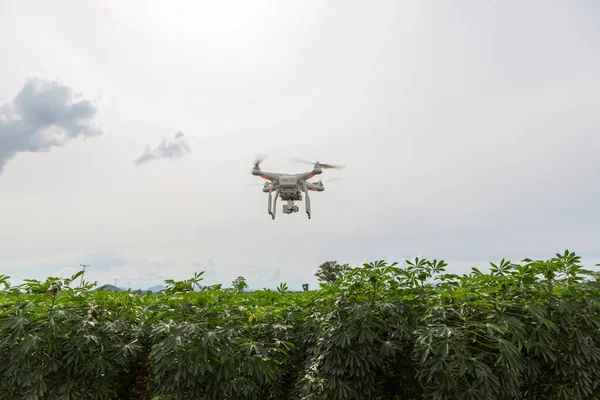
top-left (268, 188), bottom-right (280, 219)
top-left (303, 182), bottom-right (311, 219)
top-left (267, 187), bottom-right (311, 220)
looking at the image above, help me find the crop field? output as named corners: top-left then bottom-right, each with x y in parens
top-left (0, 250), bottom-right (599, 400)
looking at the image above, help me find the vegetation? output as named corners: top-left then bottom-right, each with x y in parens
top-left (231, 276), bottom-right (248, 293)
top-left (0, 250), bottom-right (599, 399)
top-left (315, 260), bottom-right (350, 285)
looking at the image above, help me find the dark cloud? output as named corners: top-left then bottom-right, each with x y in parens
top-left (133, 131), bottom-right (191, 165)
top-left (0, 78), bottom-right (101, 173)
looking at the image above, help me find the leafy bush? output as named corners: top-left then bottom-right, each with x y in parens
top-left (0, 250), bottom-right (598, 399)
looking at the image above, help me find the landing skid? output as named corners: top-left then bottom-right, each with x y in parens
top-left (267, 195), bottom-right (311, 220)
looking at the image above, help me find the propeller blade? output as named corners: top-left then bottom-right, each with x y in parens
top-left (253, 154), bottom-right (268, 168)
top-left (320, 163), bottom-right (345, 170)
top-left (290, 157), bottom-right (345, 170)
top-left (309, 177), bottom-right (343, 184)
top-left (290, 157), bottom-right (314, 165)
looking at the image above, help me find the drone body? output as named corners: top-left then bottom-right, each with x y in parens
top-left (251, 158), bottom-right (343, 219)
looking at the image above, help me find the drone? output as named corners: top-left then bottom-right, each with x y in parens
top-left (250, 156), bottom-right (345, 219)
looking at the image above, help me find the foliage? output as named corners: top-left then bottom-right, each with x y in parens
top-left (314, 261), bottom-right (349, 285)
top-left (231, 276), bottom-right (249, 293)
top-left (164, 271), bottom-right (204, 294)
top-left (1, 250), bottom-right (599, 399)
top-left (277, 282), bottom-right (288, 294)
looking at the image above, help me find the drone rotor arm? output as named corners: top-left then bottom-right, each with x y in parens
top-left (305, 181), bottom-right (324, 192)
top-left (294, 170), bottom-right (322, 181)
top-left (252, 171), bottom-right (281, 181)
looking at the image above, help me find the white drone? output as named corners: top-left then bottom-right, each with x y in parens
top-left (250, 156), bottom-right (345, 219)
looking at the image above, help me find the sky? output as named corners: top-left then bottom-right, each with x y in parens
top-left (1, 0), bottom-right (599, 291)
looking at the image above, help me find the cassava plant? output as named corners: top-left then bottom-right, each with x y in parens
top-left (0, 250), bottom-right (598, 399)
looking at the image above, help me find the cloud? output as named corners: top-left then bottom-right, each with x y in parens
top-left (133, 131), bottom-right (191, 165)
top-left (247, 267), bottom-right (281, 288)
top-left (0, 78), bottom-right (101, 173)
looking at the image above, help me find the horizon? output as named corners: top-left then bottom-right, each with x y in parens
top-left (4, 250), bottom-right (599, 293)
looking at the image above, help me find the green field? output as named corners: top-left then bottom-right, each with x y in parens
top-left (1, 250), bottom-right (599, 399)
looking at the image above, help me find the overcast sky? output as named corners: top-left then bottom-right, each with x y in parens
top-left (1, 0), bottom-right (599, 290)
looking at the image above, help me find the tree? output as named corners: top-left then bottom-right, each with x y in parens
top-left (315, 261), bottom-right (349, 284)
top-left (231, 276), bottom-right (248, 292)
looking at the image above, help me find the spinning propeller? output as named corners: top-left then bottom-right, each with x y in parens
top-left (253, 155), bottom-right (267, 168)
top-left (291, 157), bottom-right (345, 170)
top-left (309, 177), bottom-right (343, 184)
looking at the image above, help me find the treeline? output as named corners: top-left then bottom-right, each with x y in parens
top-left (0, 250), bottom-right (599, 399)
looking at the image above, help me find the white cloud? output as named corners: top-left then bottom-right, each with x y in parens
top-left (0, 78), bottom-right (100, 172)
top-left (133, 131), bottom-right (191, 165)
